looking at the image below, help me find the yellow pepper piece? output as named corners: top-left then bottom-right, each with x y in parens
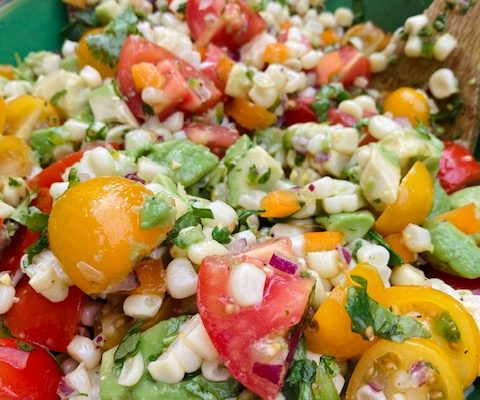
top-left (304, 231), bottom-right (344, 253)
top-left (375, 161), bottom-right (434, 236)
top-left (260, 190), bottom-right (301, 218)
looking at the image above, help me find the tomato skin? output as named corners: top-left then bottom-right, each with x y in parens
top-left (423, 265), bottom-right (480, 294)
top-left (184, 122), bottom-right (240, 156)
top-left (117, 36), bottom-right (221, 120)
top-left (328, 108), bottom-right (357, 127)
top-left (283, 98), bottom-right (317, 126)
top-left (186, 0), bottom-right (266, 50)
top-left (0, 338), bottom-right (62, 400)
top-left (197, 238), bottom-right (314, 400)
top-left (438, 141), bottom-right (480, 194)
top-left (4, 278), bottom-right (85, 352)
top-left (0, 228), bottom-right (38, 273)
top-left (337, 45), bottom-right (371, 87)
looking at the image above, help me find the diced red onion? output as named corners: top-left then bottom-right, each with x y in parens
top-left (336, 244), bottom-right (352, 265)
top-left (314, 152), bottom-right (330, 163)
top-left (286, 327), bottom-right (302, 365)
top-left (61, 358), bottom-right (79, 375)
top-left (80, 301), bottom-right (103, 327)
top-left (93, 334), bottom-right (105, 349)
top-left (394, 117), bottom-right (412, 127)
top-left (308, 184), bottom-right (315, 192)
top-left (368, 382), bottom-right (383, 392)
top-left (268, 254), bottom-right (298, 275)
top-left (0, 346), bottom-right (30, 369)
top-left (10, 269), bottom-right (24, 287)
top-left (252, 362), bottom-right (283, 385)
top-left (57, 378), bottom-right (76, 398)
top-left (125, 173), bottom-right (146, 184)
top-left (227, 238), bottom-right (248, 253)
top-left (410, 361), bottom-right (430, 387)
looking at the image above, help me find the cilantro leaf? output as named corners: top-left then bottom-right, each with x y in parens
top-left (345, 277), bottom-right (431, 342)
top-left (312, 84), bottom-right (351, 122)
top-left (166, 211), bottom-right (201, 244)
top-left (434, 312), bottom-right (461, 343)
top-left (430, 97), bottom-right (464, 125)
top-left (10, 198), bottom-right (49, 233)
top-left (234, 209), bottom-right (263, 233)
top-left (173, 225), bottom-right (205, 249)
top-left (192, 206), bottom-right (214, 219)
top-left (364, 230), bottom-right (403, 266)
top-left (24, 231), bottom-right (49, 265)
top-left (258, 168), bottom-right (272, 184)
top-left (17, 340), bottom-right (35, 352)
top-left (114, 321), bottom-right (142, 369)
top-left (60, 9), bottom-right (99, 41)
top-left (212, 226), bottom-right (231, 244)
top-left (86, 8), bottom-right (138, 68)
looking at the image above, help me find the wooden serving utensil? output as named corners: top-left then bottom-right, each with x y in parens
top-left (371, 0), bottom-right (480, 150)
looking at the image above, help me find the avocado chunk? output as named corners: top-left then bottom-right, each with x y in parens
top-left (316, 212), bottom-right (375, 242)
top-left (359, 143), bottom-right (401, 211)
top-left (227, 145), bottom-right (284, 207)
top-left (88, 83), bottom-right (139, 127)
top-left (428, 180), bottom-right (452, 218)
top-left (424, 220), bottom-right (480, 279)
top-left (450, 186), bottom-right (480, 210)
top-left (379, 128), bottom-right (443, 175)
top-left (100, 316), bottom-right (242, 400)
top-left (149, 140), bottom-right (219, 187)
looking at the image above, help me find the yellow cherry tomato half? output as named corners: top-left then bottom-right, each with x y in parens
top-left (77, 28), bottom-right (117, 78)
top-left (342, 22), bottom-right (386, 55)
top-left (5, 95), bottom-right (60, 140)
top-left (383, 87), bottom-right (430, 126)
top-left (346, 339), bottom-right (463, 399)
top-left (48, 176), bottom-right (170, 294)
top-left (0, 136), bottom-right (33, 178)
top-left (384, 286), bottom-right (480, 387)
top-left (375, 161), bottom-right (434, 236)
top-left (305, 263), bottom-right (385, 359)
top-left (0, 97), bottom-right (6, 134)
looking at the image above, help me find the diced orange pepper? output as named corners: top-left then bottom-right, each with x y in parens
top-left (305, 264), bottom-right (385, 359)
top-left (304, 231), bottom-right (344, 253)
top-left (280, 21), bottom-right (293, 31)
top-left (62, 0), bottom-right (87, 8)
top-left (0, 97), bottom-right (6, 134)
top-left (384, 233), bottom-right (417, 263)
top-left (0, 65), bottom-right (15, 80)
top-left (375, 161), bottom-right (434, 236)
top-left (131, 62), bottom-right (165, 92)
top-left (225, 98), bottom-right (277, 130)
top-left (130, 259), bottom-right (167, 295)
top-left (315, 51), bottom-right (343, 85)
top-left (437, 203), bottom-right (480, 235)
top-left (217, 56), bottom-right (234, 86)
top-left (77, 28), bottom-right (117, 78)
top-left (263, 43), bottom-right (290, 64)
top-left (260, 190), bottom-right (301, 218)
top-left (321, 29), bottom-right (340, 46)
top-left (195, 45), bottom-right (208, 61)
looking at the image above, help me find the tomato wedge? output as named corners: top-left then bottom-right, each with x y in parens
top-left (283, 97), bottom-right (317, 126)
top-left (5, 278), bottom-right (85, 352)
top-left (0, 338), bottom-right (62, 400)
top-left (184, 122), bottom-right (240, 156)
top-left (0, 228), bottom-right (38, 273)
top-left (117, 36), bottom-right (221, 120)
top-left (197, 238), bottom-right (314, 400)
top-left (186, 0), bottom-right (266, 50)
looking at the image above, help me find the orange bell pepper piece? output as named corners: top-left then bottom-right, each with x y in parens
top-left (315, 51), bottom-right (343, 85)
top-left (131, 62), bottom-right (165, 92)
top-left (321, 29), bottom-right (340, 46)
top-left (263, 43), bottom-right (290, 64)
top-left (304, 231), bottom-right (344, 253)
top-left (217, 56), bottom-right (234, 87)
top-left (384, 233), bottom-right (417, 263)
top-left (305, 264), bottom-right (385, 359)
top-left (225, 98), bottom-right (277, 130)
top-left (0, 65), bottom-right (15, 80)
top-left (375, 161), bottom-right (434, 236)
top-left (62, 0), bottom-right (87, 8)
top-left (130, 259), bottom-right (167, 295)
top-left (280, 21), bottom-right (293, 31)
top-left (437, 203), bottom-right (480, 235)
top-left (260, 190), bottom-right (301, 218)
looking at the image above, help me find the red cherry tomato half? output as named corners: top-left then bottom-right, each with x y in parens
top-left (186, 0), bottom-right (266, 50)
top-left (5, 279), bottom-right (85, 352)
top-left (197, 238), bottom-right (314, 400)
top-left (184, 122), bottom-right (240, 156)
top-left (337, 45), bottom-right (371, 87)
top-left (283, 97), bottom-right (317, 126)
top-left (328, 108), bottom-right (357, 127)
top-left (0, 337), bottom-right (62, 400)
top-left (0, 228), bottom-right (38, 273)
top-left (117, 36), bottom-right (221, 120)
top-left (438, 141), bottom-right (480, 194)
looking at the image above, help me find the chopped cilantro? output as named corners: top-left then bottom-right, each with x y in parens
top-left (24, 231), bottom-right (49, 265)
top-left (235, 209), bottom-right (263, 232)
top-left (17, 340), bottom-right (35, 352)
top-left (8, 178), bottom-right (21, 188)
top-left (364, 230), bottom-right (403, 266)
top-left (176, 2), bottom-right (187, 13)
top-left (50, 89), bottom-right (67, 106)
top-left (258, 168), bottom-right (272, 184)
top-left (10, 198), bottom-right (49, 233)
top-left (212, 226), bottom-right (231, 244)
top-left (247, 165), bottom-right (258, 185)
top-left (114, 321), bottom-right (142, 370)
top-left (68, 168), bottom-right (80, 188)
top-left (433, 14), bottom-right (447, 31)
top-left (192, 205), bottom-right (214, 219)
top-left (60, 9), bottom-right (99, 41)
top-left (430, 97), bottom-right (464, 125)
top-left (312, 84), bottom-right (351, 122)
top-left (434, 312), bottom-right (461, 343)
top-left (420, 40), bottom-right (435, 59)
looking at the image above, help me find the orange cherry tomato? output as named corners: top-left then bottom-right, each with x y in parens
top-left (0, 136), bottom-right (33, 177)
top-left (375, 161), bottom-right (434, 236)
top-left (77, 28), bottom-right (117, 78)
top-left (383, 87), bottom-right (430, 126)
top-left (48, 176), bottom-right (171, 294)
top-left (385, 286), bottom-right (480, 387)
top-left (346, 339), bottom-right (463, 399)
top-left (305, 264), bottom-right (385, 359)
top-left (342, 22), bottom-right (386, 54)
top-left (4, 95), bottom-right (60, 139)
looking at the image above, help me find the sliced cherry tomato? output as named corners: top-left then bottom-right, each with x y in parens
top-left (0, 136), bottom-right (33, 178)
top-left (305, 264), bottom-right (385, 360)
top-left (342, 22), bottom-right (386, 55)
top-left (197, 238), bottom-right (314, 400)
top-left (184, 122), bottom-right (240, 156)
top-left (28, 150), bottom-right (84, 189)
top-left (0, 228), bottom-right (38, 273)
top-left (385, 286), bottom-right (480, 387)
top-left (0, 337), bottom-right (62, 400)
top-left (117, 36), bottom-right (221, 120)
top-left (328, 108), bottom-right (357, 127)
top-left (383, 87), bottom-right (430, 127)
top-left (186, 0), bottom-right (266, 50)
top-left (5, 278), bottom-right (85, 352)
top-left (346, 339), bottom-right (463, 399)
top-left (283, 97), bottom-right (317, 126)
top-left (438, 141), bottom-right (480, 194)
